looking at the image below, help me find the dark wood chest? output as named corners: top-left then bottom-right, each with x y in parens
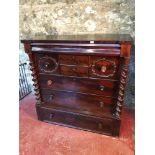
top-left (21, 34), bottom-right (132, 136)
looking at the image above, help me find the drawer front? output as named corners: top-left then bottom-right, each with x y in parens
top-left (37, 106), bottom-right (114, 135)
top-left (39, 74), bottom-right (117, 97)
top-left (90, 56), bottom-right (120, 79)
top-left (59, 55), bottom-right (89, 66)
top-left (41, 89), bottom-right (114, 117)
top-left (60, 65), bottom-right (88, 77)
top-left (35, 53), bottom-right (59, 74)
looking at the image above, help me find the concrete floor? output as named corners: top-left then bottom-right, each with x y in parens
top-left (20, 93), bottom-right (134, 155)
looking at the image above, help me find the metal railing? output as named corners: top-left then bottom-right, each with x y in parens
top-left (19, 63), bottom-right (32, 100)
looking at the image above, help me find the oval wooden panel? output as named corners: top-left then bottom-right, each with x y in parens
top-left (90, 56), bottom-right (120, 79)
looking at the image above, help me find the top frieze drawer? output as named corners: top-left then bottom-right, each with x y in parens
top-left (31, 42), bottom-right (121, 56)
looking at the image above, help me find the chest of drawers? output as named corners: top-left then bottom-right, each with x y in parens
top-left (21, 34), bottom-right (132, 136)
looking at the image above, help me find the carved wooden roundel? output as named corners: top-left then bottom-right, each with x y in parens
top-left (92, 58), bottom-right (117, 78)
top-left (39, 56), bottom-right (58, 73)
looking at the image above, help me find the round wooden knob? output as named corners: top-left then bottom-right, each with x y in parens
top-left (49, 95), bottom-right (54, 100)
top-left (98, 123), bottom-right (103, 130)
top-left (99, 102), bottom-right (104, 107)
top-left (71, 56), bottom-right (75, 60)
top-left (49, 113), bottom-right (54, 119)
top-left (100, 86), bottom-right (104, 91)
top-left (101, 66), bottom-right (106, 72)
top-left (72, 68), bottom-right (76, 72)
top-left (47, 80), bottom-right (53, 86)
top-left (45, 62), bottom-right (50, 68)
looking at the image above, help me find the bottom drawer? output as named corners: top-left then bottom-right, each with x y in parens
top-left (36, 105), bottom-right (120, 136)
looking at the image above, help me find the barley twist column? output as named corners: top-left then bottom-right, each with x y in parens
top-left (23, 43), bottom-right (41, 104)
top-left (114, 64), bottom-right (128, 119)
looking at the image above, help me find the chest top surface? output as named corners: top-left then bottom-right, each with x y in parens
top-left (21, 34), bottom-right (133, 44)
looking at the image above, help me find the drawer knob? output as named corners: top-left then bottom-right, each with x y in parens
top-left (101, 66), bottom-right (106, 72)
top-left (45, 62), bottom-right (50, 68)
top-left (98, 123), bottom-right (103, 130)
top-left (99, 102), bottom-right (104, 107)
top-left (73, 78), bottom-right (77, 81)
top-left (47, 80), bottom-right (53, 86)
top-left (71, 56), bottom-right (75, 60)
top-left (49, 113), bottom-right (54, 119)
top-left (100, 86), bottom-right (105, 91)
top-left (49, 95), bottom-right (54, 100)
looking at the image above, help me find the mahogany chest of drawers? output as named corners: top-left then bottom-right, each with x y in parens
top-left (21, 34), bottom-right (132, 136)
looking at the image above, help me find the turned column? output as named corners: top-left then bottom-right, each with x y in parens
top-left (23, 43), bottom-right (42, 104)
top-left (114, 43), bottom-right (132, 119)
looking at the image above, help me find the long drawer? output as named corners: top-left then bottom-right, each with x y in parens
top-left (40, 89), bottom-right (115, 118)
top-left (39, 74), bottom-right (117, 97)
top-left (36, 105), bottom-right (119, 136)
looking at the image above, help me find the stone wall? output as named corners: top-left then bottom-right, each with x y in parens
top-left (19, 0), bottom-right (135, 38)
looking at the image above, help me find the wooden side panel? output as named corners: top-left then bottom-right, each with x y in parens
top-left (120, 44), bottom-right (131, 58)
